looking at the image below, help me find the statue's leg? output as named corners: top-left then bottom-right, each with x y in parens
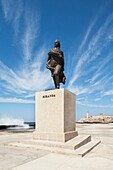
top-left (53, 65), bottom-right (61, 89)
top-left (55, 75), bottom-right (60, 89)
top-left (53, 76), bottom-right (57, 88)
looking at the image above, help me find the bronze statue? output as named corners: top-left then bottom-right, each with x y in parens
top-left (46, 40), bottom-right (66, 89)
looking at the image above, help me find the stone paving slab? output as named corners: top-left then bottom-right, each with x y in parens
top-left (0, 133), bottom-right (50, 170)
top-left (13, 153), bottom-right (113, 170)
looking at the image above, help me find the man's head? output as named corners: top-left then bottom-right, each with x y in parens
top-left (54, 40), bottom-right (60, 48)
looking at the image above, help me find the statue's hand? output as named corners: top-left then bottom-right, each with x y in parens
top-left (46, 61), bottom-right (51, 69)
top-left (46, 63), bottom-right (55, 72)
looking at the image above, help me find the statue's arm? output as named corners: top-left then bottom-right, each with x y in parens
top-left (46, 53), bottom-right (54, 71)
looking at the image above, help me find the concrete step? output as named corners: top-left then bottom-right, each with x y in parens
top-left (6, 139), bottom-right (100, 157)
top-left (17, 135), bottom-right (91, 150)
top-left (66, 135), bottom-right (91, 150)
top-left (74, 140), bottom-right (101, 157)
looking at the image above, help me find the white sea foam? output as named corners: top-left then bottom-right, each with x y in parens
top-left (0, 117), bottom-right (32, 129)
top-left (0, 117), bottom-right (24, 125)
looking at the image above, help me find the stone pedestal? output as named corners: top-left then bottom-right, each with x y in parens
top-left (33, 88), bottom-right (78, 142)
top-left (7, 89), bottom-right (100, 156)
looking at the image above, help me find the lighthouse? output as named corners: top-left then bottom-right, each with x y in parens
top-left (87, 111), bottom-right (89, 119)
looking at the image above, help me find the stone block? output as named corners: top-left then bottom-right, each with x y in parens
top-left (33, 88), bottom-right (78, 142)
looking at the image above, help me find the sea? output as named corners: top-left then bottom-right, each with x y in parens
top-left (0, 117), bottom-right (35, 133)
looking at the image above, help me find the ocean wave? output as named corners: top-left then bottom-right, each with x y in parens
top-left (0, 117), bottom-right (24, 126)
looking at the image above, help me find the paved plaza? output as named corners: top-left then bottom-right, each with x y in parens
top-left (0, 123), bottom-right (113, 170)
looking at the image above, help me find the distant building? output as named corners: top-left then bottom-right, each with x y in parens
top-left (78, 112), bottom-right (113, 124)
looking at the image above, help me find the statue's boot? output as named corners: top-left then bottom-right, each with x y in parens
top-left (62, 76), bottom-right (66, 84)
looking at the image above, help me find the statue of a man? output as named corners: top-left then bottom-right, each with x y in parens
top-left (46, 40), bottom-right (66, 89)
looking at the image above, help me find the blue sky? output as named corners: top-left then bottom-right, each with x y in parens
top-left (0, 0), bottom-right (113, 122)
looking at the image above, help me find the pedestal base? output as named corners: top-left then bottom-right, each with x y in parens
top-left (33, 131), bottom-right (78, 142)
top-left (33, 88), bottom-right (77, 142)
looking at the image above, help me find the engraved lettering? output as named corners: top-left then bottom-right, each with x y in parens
top-left (42, 94), bottom-right (56, 98)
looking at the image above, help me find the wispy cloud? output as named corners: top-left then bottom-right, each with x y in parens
top-left (77, 14), bottom-right (112, 82)
top-left (77, 100), bottom-right (113, 108)
top-left (78, 16), bottom-right (97, 53)
top-left (23, 94), bottom-right (35, 98)
top-left (68, 86), bottom-right (88, 95)
top-left (21, 5), bottom-right (40, 61)
top-left (0, 0), bottom-right (51, 103)
top-left (104, 90), bottom-right (113, 96)
top-left (95, 98), bottom-right (101, 101)
top-left (88, 53), bottom-right (113, 84)
top-left (0, 97), bottom-right (34, 103)
top-left (1, 0), bottom-right (23, 36)
top-left (68, 13), bottom-right (113, 99)
top-left (0, 45), bottom-right (51, 97)
top-left (1, 0), bottom-right (39, 60)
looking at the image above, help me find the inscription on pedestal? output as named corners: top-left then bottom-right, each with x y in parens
top-left (43, 94), bottom-right (56, 98)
